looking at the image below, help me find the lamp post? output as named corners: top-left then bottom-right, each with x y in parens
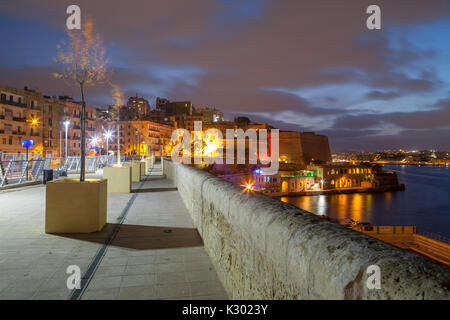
top-left (21, 140), bottom-right (34, 181)
top-left (104, 130), bottom-right (113, 156)
top-left (63, 120), bottom-right (70, 161)
top-left (90, 136), bottom-right (99, 152)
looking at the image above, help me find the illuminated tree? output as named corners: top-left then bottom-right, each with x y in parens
top-left (54, 19), bottom-right (109, 181)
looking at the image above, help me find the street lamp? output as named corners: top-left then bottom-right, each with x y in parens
top-left (104, 130), bottom-right (113, 156)
top-left (63, 120), bottom-right (70, 160)
top-left (90, 136), bottom-right (99, 147)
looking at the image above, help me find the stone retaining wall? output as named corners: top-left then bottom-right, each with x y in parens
top-left (162, 158), bottom-right (450, 299)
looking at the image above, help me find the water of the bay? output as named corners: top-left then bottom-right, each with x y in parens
top-left (280, 165), bottom-right (450, 238)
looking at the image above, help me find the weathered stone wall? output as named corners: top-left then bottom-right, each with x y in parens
top-left (163, 158), bottom-right (450, 299)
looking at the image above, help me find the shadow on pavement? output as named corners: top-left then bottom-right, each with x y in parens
top-left (50, 223), bottom-right (203, 250)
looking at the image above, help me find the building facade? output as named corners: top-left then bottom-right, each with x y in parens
top-left (309, 164), bottom-right (374, 190)
top-left (107, 120), bottom-right (174, 157)
top-left (279, 131), bottom-right (332, 165)
top-left (119, 95), bottom-right (150, 121)
top-left (0, 85), bottom-right (45, 156)
top-left (0, 84), bottom-right (101, 157)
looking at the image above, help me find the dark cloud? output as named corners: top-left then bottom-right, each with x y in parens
top-left (333, 99), bottom-right (450, 130)
top-left (365, 90), bottom-right (401, 100)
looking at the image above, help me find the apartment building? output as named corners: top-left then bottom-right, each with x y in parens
top-left (0, 85), bottom-right (44, 155)
top-left (0, 84), bottom-right (101, 157)
top-left (58, 97), bottom-right (100, 156)
top-left (108, 120), bottom-right (174, 157)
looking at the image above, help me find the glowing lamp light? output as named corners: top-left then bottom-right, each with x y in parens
top-left (90, 136), bottom-right (100, 145)
top-left (254, 168), bottom-right (262, 174)
top-left (204, 140), bottom-right (217, 154)
top-left (104, 130), bottom-right (113, 140)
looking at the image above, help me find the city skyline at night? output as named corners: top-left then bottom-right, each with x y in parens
top-left (1, 1), bottom-right (450, 151)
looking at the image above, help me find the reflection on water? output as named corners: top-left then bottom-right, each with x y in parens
top-left (280, 165), bottom-right (450, 237)
top-left (281, 193), bottom-right (373, 222)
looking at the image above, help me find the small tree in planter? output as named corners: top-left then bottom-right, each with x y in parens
top-left (54, 19), bottom-right (108, 181)
top-left (46, 19), bottom-right (109, 233)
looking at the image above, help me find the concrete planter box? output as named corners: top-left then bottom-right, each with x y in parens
top-left (45, 179), bottom-right (107, 233)
top-left (103, 166), bottom-right (132, 193)
top-left (145, 157), bottom-right (154, 172)
top-left (124, 162), bottom-right (141, 182)
top-left (140, 161), bottom-right (146, 176)
top-left (144, 158), bottom-right (150, 173)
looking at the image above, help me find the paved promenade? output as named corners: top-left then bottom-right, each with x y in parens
top-left (0, 162), bottom-right (227, 300)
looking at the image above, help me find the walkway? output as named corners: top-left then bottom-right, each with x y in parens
top-left (0, 162), bottom-right (227, 300)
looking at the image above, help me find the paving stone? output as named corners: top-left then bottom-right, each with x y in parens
top-left (0, 164), bottom-right (228, 300)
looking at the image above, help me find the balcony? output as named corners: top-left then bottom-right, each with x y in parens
top-left (12, 117), bottom-right (26, 122)
top-left (30, 132), bottom-right (40, 137)
top-left (87, 127), bottom-right (95, 132)
top-left (12, 131), bottom-right (25, 135)
top-left (72, 136), bottom-right (81, 140)
top-left (73, 113), bottom-right (81, 118)
top-left (0, 98), bottom-right (27, 108)
top-left (73, 125), bottom-right (81, 130)
top-left (30, 106), bottom-right (41, 111)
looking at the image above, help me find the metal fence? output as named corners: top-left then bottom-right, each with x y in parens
top-left (63, 155), bottom-right (122, 172)
top-left (0, 154), bottom-right (134, 187)
top-left (0, 152), bottom-right (40, 161)
top-left (0, 159), bottom-right (45, 187)
top-left (417, 229), bottom-right (450, 245)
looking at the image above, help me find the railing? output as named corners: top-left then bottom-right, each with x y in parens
top-left (63, 155), bottom-right (121, 172)
top-left (0, 99), bottom-right (27, 108)
top-left (0, 159), bottom-right (45, 187)
top-left (122, 155), bottom-right (146, 162)
top-left (1, 153), bottom-right (27, 161)
top-left (0, 153), bottom-right (130, 187)
top-left (417, 230), bottom-right (450, 245)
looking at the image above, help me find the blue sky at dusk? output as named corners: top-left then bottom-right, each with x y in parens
top-left (0, 0), bottom-right (449, 151)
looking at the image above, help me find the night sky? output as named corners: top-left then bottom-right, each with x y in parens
top-left (1, 0), bottom-right (450, 151)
